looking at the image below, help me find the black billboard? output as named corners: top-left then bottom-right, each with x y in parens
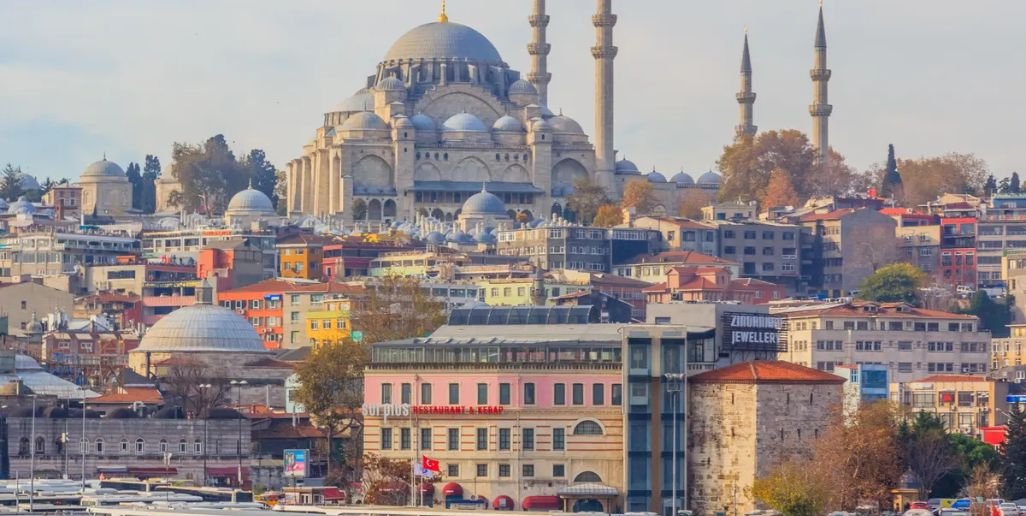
top-left (720, 312), bottom-right (786, 352)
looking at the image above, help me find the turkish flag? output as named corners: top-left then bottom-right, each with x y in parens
top-left (421, 455), bottom-right (440, 472)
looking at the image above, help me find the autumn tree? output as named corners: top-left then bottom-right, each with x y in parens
top-left (880, 153), bottom-right (989, 207)
top-left (621, 178), bottom-right (658, 214)
top-left (274, 169), bottom-right (289, 215)
top-left (353, 276), bottom-right (446, 345)
top-left (168, 134), bottom-right (268, 213)
top-left (752, 459), bottom-right (831, 516)
top-left (815, 401), bottom-right (903, 509)
top-left (899, 412), bottom-right (958, 499)
top-left (362, 453), bottom-right (417, 506)
top-left (566, 176), bottom-right (608, 224)
top-left (678, 188), bottom-right (713, 219)
top-left (857, 262), bottom-right (928, 304)
top-left (592, 203), bottom-right (623, 227)
top-left (761, 168), bottom-right (799, 210)
top-left (160, 362), bottom-right (230, 417)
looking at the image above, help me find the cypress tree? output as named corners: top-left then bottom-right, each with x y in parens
top-left (880, 144), bottom-right (903, 199)
top-left (1002, 404), bottom-right (1026, 499)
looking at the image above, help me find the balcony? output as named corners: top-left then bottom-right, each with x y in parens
top-left (142, 295), bottom-right (196, 308)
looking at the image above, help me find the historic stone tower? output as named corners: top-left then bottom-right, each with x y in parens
top-left (527, 0), bottom-right (552, 106)
top-left (592, 0), bottom-right (617, 190)
top-left (735, 31), bottom-right (757, 141)
top-left (809, 5), bottom-right (832, 161)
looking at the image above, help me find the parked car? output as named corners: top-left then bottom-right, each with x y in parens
top-left (911, 502), bottom-right (930, 510)
top-left (999, 502), bottom-right (1019, 516)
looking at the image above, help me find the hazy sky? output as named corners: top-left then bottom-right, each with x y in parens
top-left (1, 0), bottom-right (1023, 182)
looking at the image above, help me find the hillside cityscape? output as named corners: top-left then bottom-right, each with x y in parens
top-left (1, 1), bottom-right (1025, 516)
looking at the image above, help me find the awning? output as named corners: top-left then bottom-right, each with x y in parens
top-left (442, 482), bottom-right (463, 497)
top-left (321, 487), bottom-right (345, 501)
top-left (493, 495), bottom-right (515, 510)
top-left (411, 181), bottom-right (544, 194)
top-left (981, 426), bottom-right (1008, 446)
top-left (420, 482), bottom-right (435, 495)
top-left (522, 495), bottom-right (561, 511)
top-left (557, 482), bottom-right (619, 497)
top-left (206, 467), bottom-right (247, 477)
top-left (127, 467), bottom-right (178, 478)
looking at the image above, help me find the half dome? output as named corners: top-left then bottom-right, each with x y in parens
top-left (383, 22), bottom-right (503, 65)
top-left (334, 89), bottom-right (374, 113)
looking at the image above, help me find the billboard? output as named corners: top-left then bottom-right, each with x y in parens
top-left (284, 449), bottom-right (308, 478)
top-left (720, 312), bottom-right (785, 352)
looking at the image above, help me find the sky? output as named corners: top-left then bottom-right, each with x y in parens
top-left (0, 0), bottom-right (1023, 182)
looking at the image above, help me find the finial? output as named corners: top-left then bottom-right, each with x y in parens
top-left (481, 182), bottom-right (487, 193)
top-left (102, 152), bottom-right (106, 161)
top-left (438, 0), bottom-right (448, 23)
top-left (248, 177), bottom-right (253, 189)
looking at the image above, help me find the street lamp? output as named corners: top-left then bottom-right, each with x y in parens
top-left (28, 394), bottom-right (37, 513)
top-left (198, 384), bottom-right (213, 487)
top-left (665, 373), bottom-right (686, 516)
top-left (79, 386), bottom-right (88, 491)
top-left (230, 380), bottom-right (248, 488)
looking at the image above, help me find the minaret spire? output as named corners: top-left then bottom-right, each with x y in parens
top-left (735, 29), bottom-right (757, 142)
top-left (809, 3), bottom-right (832, 161)
top-left (527, 0), bottom-right (552, 106)
top-left (592, 0), bottom-right (617, 191)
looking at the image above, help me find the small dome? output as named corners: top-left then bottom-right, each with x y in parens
top-left (410, 114), bottom-right (436, 131)
top-left (227, 186), bottom-right (274, 215)
top-left (341, 111), bottom-right (388, 131)
top-left (671, 171), bottom-right (695, 186)
top-left (530, 118), bottom-right (551, 132)
top-left (462, 188), bottom-right (507, 216)
top-left (615, 159), bottom-right (640, 174)
top-left (17, 173), bottom-right (40, 191)
top-left (8, 196), bottom-right (35, 215)
top-left (333, 89), bottom-right (374, 113)
top-left (454, 232), bottom-right (476, 245)
top-left (549, 115), bottom-right (584, 134)
top-left (647, 170), bottom-right (667, 183)
top-left (82, 159), bottom-right (125, 178)
top-left (475, 231), bottom-right (497, 244)
top-left (492, 115), bottom-right (524, 132)
top-left (508, 79), bottom-right (537, 96)
top-left (442, 113), bottom-right (487, 133)
top-left (384, 22), bottom-right (503, 65)
top-left (425, 231), bottom-right (446, 246)
top-left (698, 170), bottom-right (722, 185)
top-left (393, 115), bottom-right (414, 129)
top-left (376, 76), bottom-right (405, 91)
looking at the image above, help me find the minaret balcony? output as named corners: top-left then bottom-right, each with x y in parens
top-left (528, 43), bottom-right (551, 55)
top-left (591, 46), bottom-right (619, 59)
top-left (735, 124), bottom-right (758, 136)
top-left (526, 72), bottom-right (552, 84)
top-left (592, 13), bottom-right (618, 27)
top-left (736, 92), bottom-right (757, 103)
top-left (528, 14), bottom-right (550, 27)
top-left (810, 69), bottom-right (832, 81)
top-left (808, 103), bottom-right (833, 116)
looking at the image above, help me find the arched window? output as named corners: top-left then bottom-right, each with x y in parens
top-left (120, 439), bottom-right (128, 453)
top-left (35, 436), bottom-right (45, 455)
top-left (573, 420), bottom-right (603, 436)
top-left (574, 471), bottom-right (602, 483)
top-left (159, 439), bottom-right (168, 454)
top-left (18, 438), bottom-right (29, 457)
top-left (135, 438), bottom-right (145, 454)
top-left (194, 440), bottom-right (203, 454)
top-left (95, 439), bottom-right (104, 454)
top-left (179, 439), bottom-right (187, 454)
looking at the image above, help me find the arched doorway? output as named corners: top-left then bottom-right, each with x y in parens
top-left (572, 499), bottom-right (603, 513)
top-left (383, 199), bottom-right (397, 218)
top-left (551, 203), bottom-right (562, 217)
top-left (444, 212), bottom-right (454, 222)
top-left (367, 199), bottom-right (382, 220)
top-left (430, 208), bottom-right (444, 220)
top-left (351, 199), bottom-right (368, 220)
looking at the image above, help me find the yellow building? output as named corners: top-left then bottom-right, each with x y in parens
top-left (992, 324), bottom-right (1026, 370)
top-left (277, 234), bottom-right (330, 280)
top-left (305, 295), bottom-right (353, 346)
top-left (477, 276), bottom-right (590, 306)
top-left (891, 374), bottom-right (1009, 435)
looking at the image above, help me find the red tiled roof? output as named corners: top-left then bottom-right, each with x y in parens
top-left (779, 301), bottom-right (976, 320)
top-left (642, 282), bottom-right (668, 293)
top-left (909, 374), bottom-right (992, 384)
top-left (219, 278), bottom-right (315, 295)
top-left (690, 360), bottom-right (846, 385)
top-left (588, 273), bottom-right (653, 289)
top-left (286, 282), bottom-right (366, 295)
top-left (621, 250), bottom-right (737, 266)
top-left (798, 208), bottom-right (856, 223)
top-left (90, 387), bottom-right (163, 405)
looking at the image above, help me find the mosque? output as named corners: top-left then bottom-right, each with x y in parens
top-left (283, 0), bottom-right (836, 224)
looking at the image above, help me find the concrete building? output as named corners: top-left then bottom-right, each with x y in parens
top-left (701, 201), bottom-right (758, 222)
top-left (896, 224), bottom-right (940, 276)
top-left (978, 194), bottom-right (1026, 287)
top-left (277, 234), bottom-right (332, 281)
top-left (713, 220), bottom-right (801, 289)
top-left (613, 250), bottom-right (739, 285)
top-left (631, 217), bottom-right (717, 256)
top-left (642, 266), bottom-right (787, 305)
top-left (940, 216), bottom-right (977, 288)
top-left (0, 231), bottom-right (140, 280)
top-left (774, 300), bottom-right (990, 384)
top-left (495, 225), bottom-right (658, 273)
top-left (142, 228), bottom-right (277, 280)
top-left (834, 363), bottom-right (890, 417)
top-left (197, 239), bottom-right (266, 291)
top-left (891, 374), bottom-right (1009, 436)
top-left (0, 282), bottom-right (74, 338)
top-left (688, 361), bottom-right (844, 516)
top-left (798, 208), bottom-right (899, 297)
top-left (42, 185), bottom-right (83, 221)
top-left (991, 324), bottom-right (1026, 369)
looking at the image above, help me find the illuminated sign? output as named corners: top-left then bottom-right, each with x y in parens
top-left (284, 449), bottom-right (308, 478)
top-left (721, 312), bottom-right (785, 352)
top-left (362, 403), bottom-right (506, 421)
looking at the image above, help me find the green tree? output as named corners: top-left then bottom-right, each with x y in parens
top-left (354, 276), bottom-right (446, 345)
top-left (39, 177), bottom-right (55, 196)
top-left (985, 175), bottom-right (998, 197)
top-left (1012, 172), bottom-right (1022, 194)
top-left (899, 412), bottom-right (957, 499)
top-left (169, 134), bottom-right (248, 213)
top-left (857, 263), bottom-right (927, 304)
top-left (565, 176), bottom-right (608, 224)
top-left (960, 291), bottom-right (1011, 338)
top-left (879, 144), bottom-right (904, 200)
top-left (752, 459), bottom-right (831, 516)
top-left (0, 164), bottom-right (23, 201)
top-left (999, 177), bottom-right (1011, 194)
top-left (244, 149), bottom-right (278, 208)
top-left (141, 155), bottom-right (161, 214)
top-left (125, 162), bottom-right (143, 210)
top-left (274, 169), bottom-right (288, 215)
top-left (1002, 404), bottom-right (1026, 499)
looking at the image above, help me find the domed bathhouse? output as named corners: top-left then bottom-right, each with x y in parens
top-left (456, 185), bottom-right (512, 233)
top-left (77, 158), bottom-right (132, 217)
top-left (224, 182), bottom-right (276, 226)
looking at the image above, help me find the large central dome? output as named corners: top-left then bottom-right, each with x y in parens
top-left (383, 22), bottom-right (503, 65)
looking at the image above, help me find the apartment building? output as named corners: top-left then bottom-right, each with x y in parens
top-left (613, 250), bottom-right (739, 284)
top-left (630, 217), bottom-right (717, 255)
top-left (940, 216), bottom-right (977, 288)
top-left (896, 225), bottom-right (940, 275)
top-left (0, 231), bottom-right (140, 279)
top-left (891, 375), bottom-right (1009, 436)
top-left (798, 208), bottom-right (899, 297)
top-left (978, 194), bottom-right (1026, 287)
top-left (712, 221), bottom-right (801, 289)
top-left (276, 234), bottom-right (332, 280)
top-left (774, 300), bottom-right (990, 384)
top-left (142, 227), bottom-right (277, 279)
top-left (495, 226), bottom-right (658, 273)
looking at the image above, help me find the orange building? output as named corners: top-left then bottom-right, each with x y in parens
top-left (217, 279), bottom-right (306, 350)
top-left (277, 234), bottom-right (332, 280)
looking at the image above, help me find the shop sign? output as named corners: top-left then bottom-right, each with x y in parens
top-left (721, 312), bottom-right (785, 352)
top-left (362, 403), bottom-right (506, 420)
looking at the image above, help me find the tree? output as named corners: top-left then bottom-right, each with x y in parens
top-left (1002, 404), bottom-right (1026, 499)
top-left (294, 340), bottom-right (369, 480)
top-left (141, 155), bottom-right (161, 214)
top-left (245, 149), bottom-right (278, 208)
top-left (960, 291), bottom-right (1011, 338)
top-left (879, 144), bottom-right (904, 200)
top-left (752, 459), bottom-right (831, 516)
top-left (857, 262), bottom-right (927, 304)
top-left (566, 176), bottom-right (608, 224)
top-left (592, 203), bottom-right (623, 227)
top-left (999, 177), bottom-right (1011, 194)
top-left (678, 189), bottom-right (713, 219)
top-left (900, 412), bottom-right (958, 499)
top-left (883, 153), bottom-right (989, 207)
top-left (761, 168), bottom-right (799, 210)
top-left (353, 277), bottom-right (446, 345)
top-left (815, 401), bottom-right (903, 509)
top-left (0, 164), bottom-right (23, 201)
top-left (125, 162), bottom-right (143, 210)
top-left (362, 453), bottom-right (419, 505)
top-left (984, 175), bottom-right (998, 197)
top-left (621, 178), bottom-right (657, 214)
top-left (169, 134), bottom-right (249, 213)
top-left (1012, 172), bottom-right (1022, 194)
top-left (274, 169), bottom-right (288, 215)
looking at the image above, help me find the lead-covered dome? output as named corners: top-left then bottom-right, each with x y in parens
top-left (698, 170), bottom-right (722, 185)
top-left (442, 112), bottom-right (487, 133)
top-left (82, 159), bottom-right (125, 179)
top-left (8, 196), bottom-right (34, 215)
top-left (334, 88), bottom-right (373, 113)
top-left (549, 115), bottom-right (584, 134)
top-left (615, 159), bottom-right (640, 175)
top-left (462, 188), bottom-right (506, 215)
top-left (410, 114), bottom-right (437, 131)
top-left (492, 115), bottom-right (524, 132)
top-left (227, 186), bottom-right (274, 214)
top-left (383, 22), bottom-right (503, 65)
top-left (342, 111), bottom-right (388, 131)
top-left (17, 173), bottom-right (40, 191)
top-left (647, 169), bottom-right (667, 183)
top-left (508, 80), bottom-right (537, 96)
top-left (137, 303), bottom-right (266, 354)
top-left (671, 171), bottom-right (695, 186)
top-left (376, 76), bottom-right (406, 91)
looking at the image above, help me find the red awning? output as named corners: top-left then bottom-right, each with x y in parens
top-left (981, 426), bottom-right (1008, 446)
top-left (522, 495), bottom-right (561, 511)
top-left (420, 482), bottom-right (435, 494)
top-left (443, 482), bottom-right (463, 497)
top-left (493, 495), bottom-right (515, 510)
top-left (322, 487), bottom-right (345, 501)
top-left (206, 467), bottom-right (248, 477)
top-left (127, 467), bottom-right (178, 478)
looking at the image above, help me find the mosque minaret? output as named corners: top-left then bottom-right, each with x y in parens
top-left (591, 0), bottom-right (617, 191)
top-left (809, 4), bottom-right (832, 160)
top-left (527, 0), bottom-right (552, 106)
top-left (735, 31), bottom-right (757, 141)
